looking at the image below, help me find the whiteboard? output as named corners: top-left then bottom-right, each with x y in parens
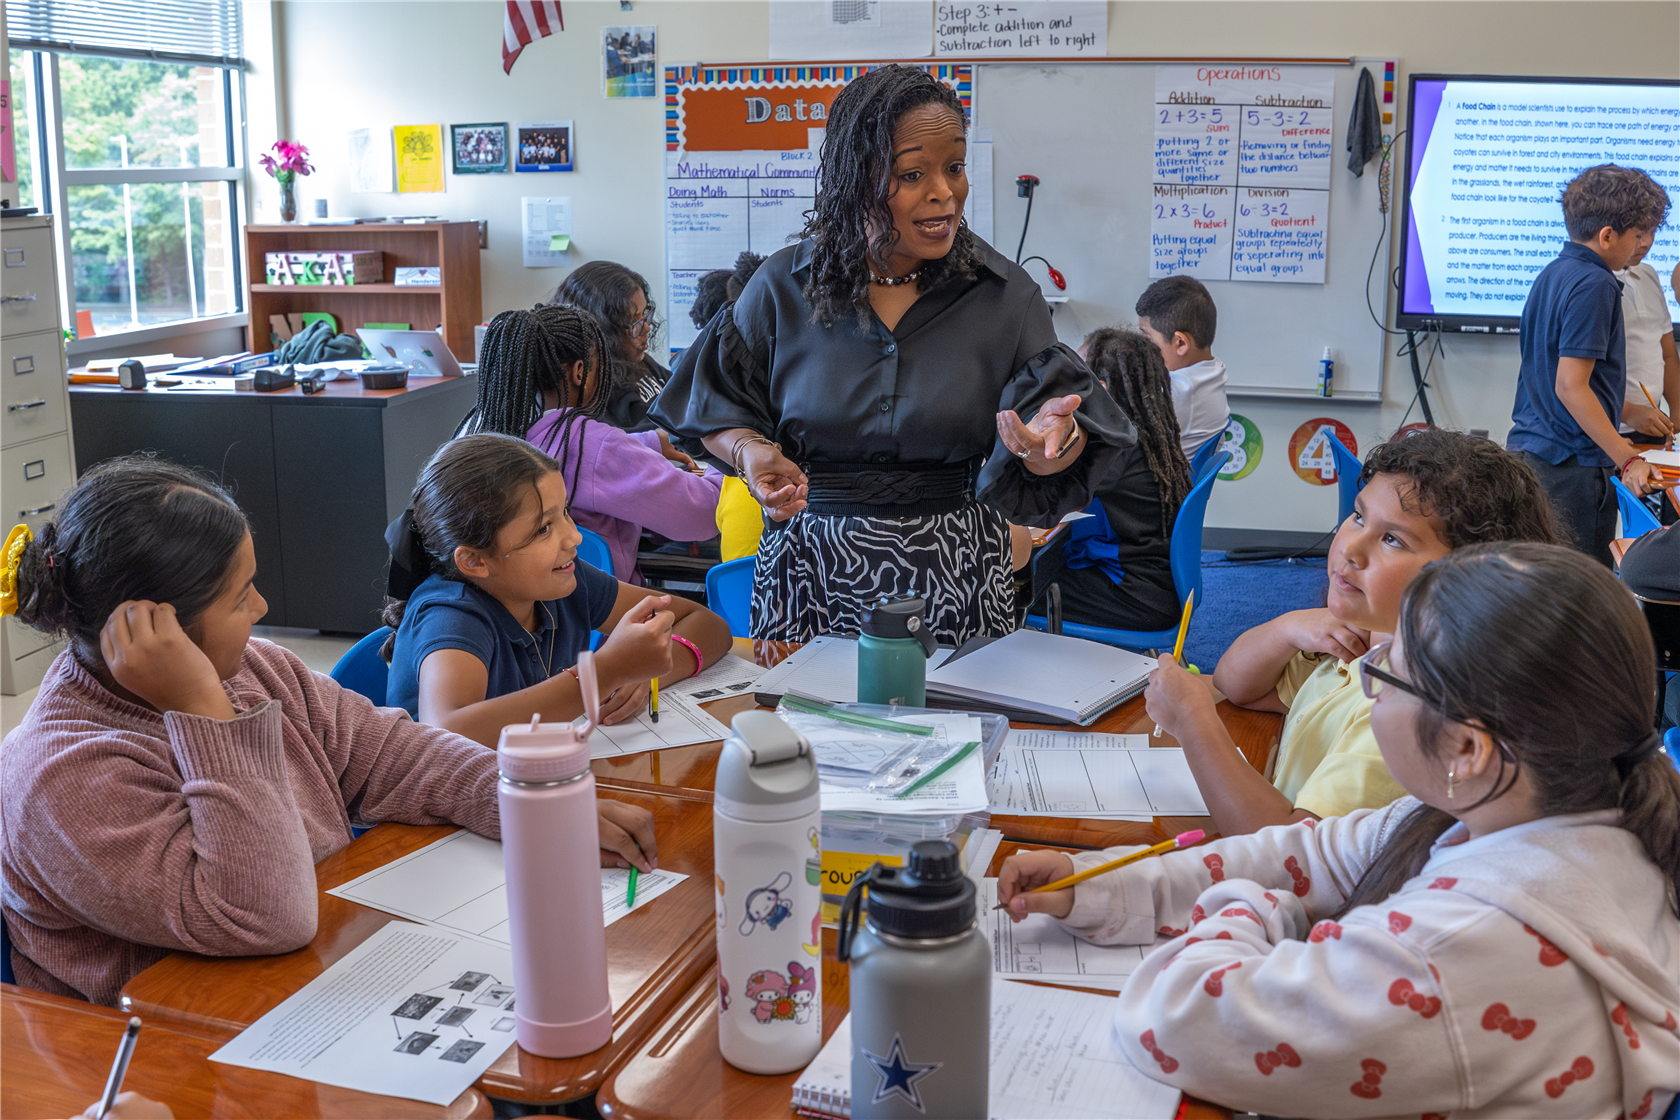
top-left (974, 59), bottom-right (1394, 398)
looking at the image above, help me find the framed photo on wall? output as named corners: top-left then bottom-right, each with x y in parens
top-left (451, 123), bottom-right (508, 174)
top-left (514, 121), bottom-right (574, 172)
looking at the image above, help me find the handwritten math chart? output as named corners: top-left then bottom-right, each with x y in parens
top-left (1151, 65), bottom-right (1337, 283)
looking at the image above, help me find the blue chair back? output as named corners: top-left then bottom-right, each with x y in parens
top-left (705, 555), bottom-right (755, 638)
top-left (330, 627), bottom-right (393, 708)
top-left (1664, 727), bottom-right (1680, 774)
top-left (1612, 477), bottom-right (1662, 538)
top-left (1028, 451), bottom-right (1230, 652)
top-left (576, 526), bottom-right (615, 576)
top-left (1330, 434), bottom-right (1364, 526)
top-left (1188, 433), bottom-right (1224, 483)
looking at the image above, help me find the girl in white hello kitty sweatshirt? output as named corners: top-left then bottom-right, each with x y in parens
top-left (1001, 543), bottom-right (1680, 1119)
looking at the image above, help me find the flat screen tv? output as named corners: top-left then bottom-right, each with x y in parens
top-left (1396, 74), bottom-right (1679, 333)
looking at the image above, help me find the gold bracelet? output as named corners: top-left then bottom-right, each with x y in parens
top-left (731, 434), bottom-right (780, 475)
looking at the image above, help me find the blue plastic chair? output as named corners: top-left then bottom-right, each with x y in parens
top-left (1613, 476), bottom-right (1662, 538)
top-left (2, 912), bottom-right (14, 985)
top-left (706, 555), bottom-right (755, 639)
top-left (1330, 433), bottom-right (1364, 526)
top-left (330, 627), bottom-right (393, 707)
top-left (1027, 451), bottom-right (1230, 651)
top-left (576, 525), bottom-right (615, 575)
top-left (1188, 433), bottom-right (1224, 483)
top-left (1664, 727), bottom-right (1680, 773)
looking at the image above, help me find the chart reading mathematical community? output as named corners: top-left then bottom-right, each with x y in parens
top-left (1151, 65), bottom-right (1337, 283)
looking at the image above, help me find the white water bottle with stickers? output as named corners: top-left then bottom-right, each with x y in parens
top-left (713, 710), bottom-right (823, 1074)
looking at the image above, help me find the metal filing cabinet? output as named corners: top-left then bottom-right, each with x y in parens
top-left (2, 214), bottom-right (76, 694)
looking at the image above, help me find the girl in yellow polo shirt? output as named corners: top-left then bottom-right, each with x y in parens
top-left (1145, 429), bottom-right (1559, 836)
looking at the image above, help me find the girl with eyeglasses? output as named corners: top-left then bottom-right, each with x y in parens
top-left (551, 260), bottom-right (669, 434)
top-left (999, 542), bottom-right (1680, 1117)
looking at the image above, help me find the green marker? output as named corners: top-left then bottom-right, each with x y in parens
top-left (626, 866), bottom-right (639, 910)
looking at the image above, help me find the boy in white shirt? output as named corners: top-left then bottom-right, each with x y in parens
top-left (1617, 238), bottom-right (1680, 444)
top-left (1135, 275), bottom-right (1230, 459)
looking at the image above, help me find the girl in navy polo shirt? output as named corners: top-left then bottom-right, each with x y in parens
top-left (383, 433), bottom-right (732, 747)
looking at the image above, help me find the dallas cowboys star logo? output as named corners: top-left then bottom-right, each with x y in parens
top-left (861, 1032), bottom-right (943, 1112)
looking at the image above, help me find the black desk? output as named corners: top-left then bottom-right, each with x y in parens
top-left (69, 375), bottom-right (476, 633)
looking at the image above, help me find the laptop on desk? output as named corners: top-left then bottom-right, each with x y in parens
top-left (355, 328), bottom-right (465, 378)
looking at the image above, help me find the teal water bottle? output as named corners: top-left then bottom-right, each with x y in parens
top-left (857, 597), bottom-right (938, 707)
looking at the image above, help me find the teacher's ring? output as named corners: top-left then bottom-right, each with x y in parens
top-left (1015, 447), bottom-right (1031, 458)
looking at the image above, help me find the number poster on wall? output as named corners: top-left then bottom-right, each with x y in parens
top-left (1152, 65), bottom-right (1336, 283)
top-left (663, 63), bottom-right (974, 356)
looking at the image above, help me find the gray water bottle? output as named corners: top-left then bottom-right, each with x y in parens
top-left (837, 840), bottom-right (989, 1119)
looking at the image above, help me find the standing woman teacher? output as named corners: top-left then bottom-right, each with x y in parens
top-left (653, 65), bottom-right (1133, 643)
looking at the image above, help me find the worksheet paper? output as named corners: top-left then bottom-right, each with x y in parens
top-left (754, 635), bottom-right (954, 704)
top-left (818, 712), bottom-right (988, 816)
top-left (662, 652), bottom-right (765, 701)
top-left (989, 980), bottom-right (1181, 1120)
top-left (980, 879), bottom-right (1162, 992)
top-left (1151, 65), bottom-right (1336, 282)
top-left (988, 732), bottom-right (1208, 817)
top-left (583, 689), bottom-right (730, 758)
top-left (520, 196), bottom-right (572, 268)
top-left (326, 831), bottom-right (688, 948)
top-left (209, 922), bottom-right (516, 1106)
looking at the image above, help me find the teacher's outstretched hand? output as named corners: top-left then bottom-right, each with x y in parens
top-left (739, 438), bottom-right (809, 521)
top-left (997, 393), bottom-right (1086, 475)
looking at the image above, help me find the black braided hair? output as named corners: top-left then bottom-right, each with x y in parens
top-left (457, 305), bottom-right (613, 513)
top-left (1081, 327), bottom-right (1193, 537)
top-left (800, 65), bottom-right (982, 328)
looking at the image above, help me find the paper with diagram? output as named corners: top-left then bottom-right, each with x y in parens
top-left (979, 879), bottom-right (1163, 993)
top-left (988, 731), bottom-right (1208, 818)
top-left (663, 652), bottom-right (765, 701)
top-left (327, 831), bottom-right (688, 948)
top-left (584, 689), bottom-right (730, 758)
top-left (209, 921), bottom-right (516, 1105)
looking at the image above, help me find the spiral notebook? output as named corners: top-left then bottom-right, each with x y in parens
top-left (791, 981), bottom-right (1181, 1120)
top-left (925, 629), bottom-right (1157, 726)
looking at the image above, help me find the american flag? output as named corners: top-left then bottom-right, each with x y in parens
top-left (503, 0), bottom-right (564, 74)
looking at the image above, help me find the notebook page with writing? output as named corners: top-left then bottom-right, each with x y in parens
top-left (989, 981), bottom-right (1180, 1120)
top-left (926, 630), bottom-right (1155, 721)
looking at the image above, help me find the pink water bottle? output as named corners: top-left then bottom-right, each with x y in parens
top-left (497, 650), bottom-right (613, 1058)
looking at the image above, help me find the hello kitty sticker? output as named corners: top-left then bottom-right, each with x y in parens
top-left (741, 962), bottom-right (817, 1024)
top-left (740, 871), bottom-right (794, 936)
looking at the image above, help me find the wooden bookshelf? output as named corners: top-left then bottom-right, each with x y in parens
top-left (242, 222), bottom-right (482, 361)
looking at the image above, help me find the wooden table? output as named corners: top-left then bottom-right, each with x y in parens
top-left (2, 983), bottom-right (493, 1119)
top-left (119, 789), bottom-right (718, 1106)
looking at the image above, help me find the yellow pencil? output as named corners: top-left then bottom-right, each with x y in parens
top-left (1171, 590), bottom-right (1195, 663)
top-left (993, 829), bottom-right (1206, 910)
top-left (650, 677), bottom-right (659, 723)
top-left (1638, 382), bottom-right (1672, 451)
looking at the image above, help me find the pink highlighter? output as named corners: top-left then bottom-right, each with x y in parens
top-left (497, 650), bottom-right (613, 1058)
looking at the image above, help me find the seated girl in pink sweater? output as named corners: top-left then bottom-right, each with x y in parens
top-left (458, 304), bottom-right (723, 585)
top-left (0, 457), bottom-right (657, 1007)
top-left (998, 542), bottom-right (1680, 1118)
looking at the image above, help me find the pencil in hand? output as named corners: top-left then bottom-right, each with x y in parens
top-left (993, 829), bottom-right (1206, 911)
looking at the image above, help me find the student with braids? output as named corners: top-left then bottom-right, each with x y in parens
top-left (551, 260), bottom-right (668, 433)
top-left (461, 305), bottom-right (723, 584)
top-left (383, 434), bottom-right (732, 747)
top-left (654, 64), bottom-right (1132, 643)
top-left (1052, 327), bottom-right (1193, 633)
top-left (1000, 542), bottom-right (1680, 1118)
top-left (0, 457), bottom-right (656, 1007)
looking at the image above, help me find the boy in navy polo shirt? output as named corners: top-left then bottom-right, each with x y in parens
top-left (1508, 164), bottom-right (1670, 566)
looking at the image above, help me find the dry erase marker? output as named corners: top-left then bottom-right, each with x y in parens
top-left (650, 677), bottom-right (659, 723)
top-left (626, 865), bottom-right (639, 909)
top-left (95, 1016), bottom-right (142, 1120)
top-left (995, 830), bottom-right (1205, 910)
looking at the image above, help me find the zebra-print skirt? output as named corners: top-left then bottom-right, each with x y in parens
top-left (749, 502), bottom-right (1016, 645)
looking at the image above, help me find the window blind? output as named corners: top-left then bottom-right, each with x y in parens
top-left (7, 0), bottom-right (243, 68)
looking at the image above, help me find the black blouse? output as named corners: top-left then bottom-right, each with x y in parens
top-left (650, 236), bottom-right (1134, 527)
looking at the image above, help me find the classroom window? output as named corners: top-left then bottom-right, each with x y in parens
top-left (6, 0), bottom-right (246, 337)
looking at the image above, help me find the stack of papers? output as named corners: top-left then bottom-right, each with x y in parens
top-left (926, 630), bottom-right (1155, 725)
top-left (662, 652), bottom-right (765, 701)
top-left (987, 731), bottom-right (1208, 820)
